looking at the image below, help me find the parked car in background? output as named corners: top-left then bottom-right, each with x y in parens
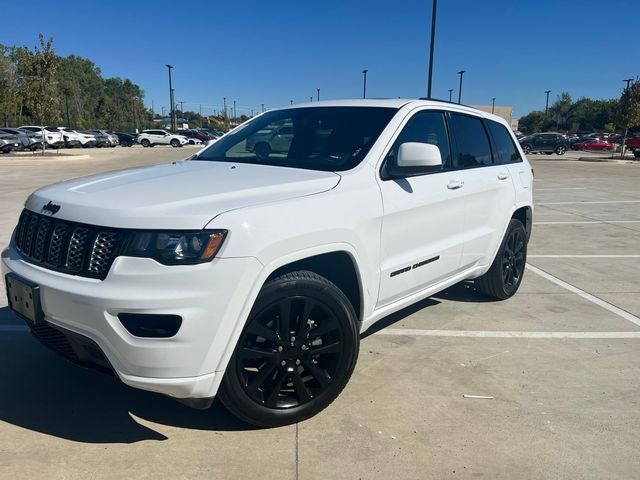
top-left (518, 133), bottom-right (569, 155)
top-left (179, 129), bottom-right (215, 144)
top-left (113, 132), bottom-right (136, 147)
top-left (0, 133), bottom-right (20, 153)
top-left (624, 137), bottom-right (640, 158)
top-left (19, 126), bottom-right (65, 149)
top-left (137, 129), bottom-right (188, 147)
top-left (90, 129), bottom-right (119, 147)
top-left (573, 138), bottom-right (613, 151)
top-left (82, 130), bottom-right (110, 147)
top-left (245, 122), bottom-right (294, 159)
top-left (0, 128), bottom-right (38, 151)
top-left (57, 128), bottom-right (98, 148)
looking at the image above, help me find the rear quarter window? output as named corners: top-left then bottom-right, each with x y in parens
top-left (449, 113), bottom-right (493, 168)
top-left (486, 120), bottom-right (522, 164)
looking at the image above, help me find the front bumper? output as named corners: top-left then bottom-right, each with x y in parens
top-left (2, 244), bottom-right (263, 399)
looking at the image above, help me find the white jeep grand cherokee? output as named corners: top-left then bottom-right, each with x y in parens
top-left (2, 99), bottom-right (533, 427)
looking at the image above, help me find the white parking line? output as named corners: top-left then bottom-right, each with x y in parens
top-left (533, 221), bottom-right (640, 225)
top-left (528, 255), bottom-right (640, 258)
top-left (535, 188), bottom-right (586, 191)
top-left (374, 329), bottom-right (640, 339)
top-left (525, 264), bottom-right (640, 327)
top-left (537, 200), bottom-right (640, 205)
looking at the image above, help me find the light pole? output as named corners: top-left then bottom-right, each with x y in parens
top-left (448, 89), bottom-right (453, 102)
top-left (362, 69), bottom-right (368, 98)
top-left (310, 96), bottom-right (313, 102)
top-left (457, 70), bottom-right (465, 104)
top-left (317, 88), bottom-right (320, 101)
top-left (161, 106), bottom-right (166, 117)
top-left (165, 64), bottom-right (174, 131)
top-left (233, 100), bottom-right (236, 123)
top-left (426, 0), bottom-right (438, 98)
top-left (261, 103), bottom-right (265, 113)
top-left (290, 100), bottom-right (293, 105)
top-left (491, 97), bottom-right (496, 114)
top-left (544, 90), bottom-right (551, 116)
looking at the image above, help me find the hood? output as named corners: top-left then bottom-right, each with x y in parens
top-left (25, 160), bottom-right (341, 229)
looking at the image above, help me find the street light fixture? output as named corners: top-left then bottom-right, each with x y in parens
top-left (362, 69), bottom-right (368, 98)
top-left (165, 64), bottom-right (175, 131)
top-left (623, 78), bottom-right (634, 90)
top-left (544, 90), bottom-right (551, 116)
top-left (457, 70), bottom-right (465, 104)
top-left (426, 0), bottom-right (438, 98)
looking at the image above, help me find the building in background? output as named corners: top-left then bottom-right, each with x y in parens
top-left (471, 105), bottom-right (518, 131)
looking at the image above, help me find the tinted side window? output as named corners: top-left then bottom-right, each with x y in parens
top-left (486, 120), bottom-right (522, 164)
top-left (384, 111), bottom-right (450, 169)
top-left (449, 114), bottom-right (493, 168)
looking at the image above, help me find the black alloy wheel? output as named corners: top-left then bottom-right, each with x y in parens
top-left (522, 144), bottom-right (532, 154)
top-left (219, 271), bottom-right (359, 427)
top-left (474, 218), bottom-right (528, 300)
top-left (237, 296), bottom-right (344, 409)
top-left (555, 145), bottom-right (567, 155)
top-left (501, 226), bottom-right (525, 292)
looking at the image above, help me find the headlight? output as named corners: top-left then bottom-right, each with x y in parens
top-left (122, 230), bottom-right (227, 265)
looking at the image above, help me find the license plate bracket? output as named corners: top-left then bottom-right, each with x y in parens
top-left (5, 273), bottom-right (44, 326)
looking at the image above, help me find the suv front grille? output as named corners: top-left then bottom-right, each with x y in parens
top-left (14, 209), bottom-right (124, 280)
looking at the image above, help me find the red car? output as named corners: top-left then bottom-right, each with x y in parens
top-left (574, 139), bottom-right (613, 151)
top-left (625, 137), bottom-right (640, 158)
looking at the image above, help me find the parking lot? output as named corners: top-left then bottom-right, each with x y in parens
top-left (0, 148), bottom-right (638, 479)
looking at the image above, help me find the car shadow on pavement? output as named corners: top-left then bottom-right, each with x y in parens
top-left (361, 281), bottom-right (492, 339)
top-left (0, 307), bottom-right (257, 444)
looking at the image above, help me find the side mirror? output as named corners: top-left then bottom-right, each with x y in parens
top-left (387, 142), bottom-right (443, 178)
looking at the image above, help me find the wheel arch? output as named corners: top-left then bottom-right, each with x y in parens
top-left (511, 205), bottom-right (532, 242)
top-left (265, 250), bottom-right (364, 325)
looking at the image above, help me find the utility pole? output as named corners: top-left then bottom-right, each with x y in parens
top-left (161, 106), bottom-right (166, 117)
top-left (317, 88), bottom-right (320, 101)
top-left (362, 69), bottom-right (368, 98)
top-left (491, 97), bottom-right (496, 114)
top-left (426, 0), bottom-right (438, 98)
top-left (448, 89), bottom-right (453, 102)
top-left (165, 64), bottom-right (174, 131)
top-left (623, 78), bottom-right (633, 90)
top-left (261, 103), bottom-right (265, 112)
top-left (63, 89), bottom-right (71, 127)
top-left (233, 100), bottom-right (236, 123)
top-left (544, 90), bottom-right (551, 116)
top-left (310, 96), bottom-right (313, 102)
top-left (290, 100), bottom-right (293, 105)
top-left (132, 97), bottom-right (138, 132)
top-left (457, 70), bottom-right (465, 104)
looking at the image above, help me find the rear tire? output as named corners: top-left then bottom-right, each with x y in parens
top-left (555, 145), bottom-right (567, 155)
top-left (170, 139), bottom-right (180, 147)
top-left (474, 219), bottom-right (527, 300)
top-left (522, 144), bottom-right (532, 154)
top-left (219, 270), bottom-right (359, 427)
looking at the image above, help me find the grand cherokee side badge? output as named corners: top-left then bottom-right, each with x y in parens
top-left (41, 201), bottom-right (61, 216)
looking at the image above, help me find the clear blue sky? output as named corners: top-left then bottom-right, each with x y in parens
top-left (2, 0), bottom-right (637, 118)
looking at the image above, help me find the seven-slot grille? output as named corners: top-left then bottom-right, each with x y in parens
top-left (13, 209), bottom-right (123, 280)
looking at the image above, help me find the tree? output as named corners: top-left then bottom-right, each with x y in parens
top-left (615, 80), bottom-right (640, 157)
top-left (21, 34), bottom-right (60, 127)
top-left (518, 110), bottom-right (546, 134)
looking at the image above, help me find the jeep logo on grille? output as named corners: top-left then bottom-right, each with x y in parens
top-left (41, 201), bottom-right (61, 216)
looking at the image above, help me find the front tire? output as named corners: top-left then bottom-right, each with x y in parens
top-left (522, 144), bottom-right (532, 154)
top-left (170, 139), bottom-right (180, 147)
top-left (474, 219), bottom-right (527, 300)
top-left (219, 271), bottom-right (359, 427)
top-left (141, 139), bottom-right (151, 148)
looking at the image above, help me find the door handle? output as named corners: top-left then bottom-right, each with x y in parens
top-left (497, 173), bottom-right (509, 180)
top-left (447, 180), bottom-right (464, 190)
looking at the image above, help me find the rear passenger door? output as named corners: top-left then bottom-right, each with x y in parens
top-left (447, 113), bottom-right (516, 269)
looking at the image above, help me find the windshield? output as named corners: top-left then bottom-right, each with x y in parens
top-left (193, 106), bottom-right (396, 171)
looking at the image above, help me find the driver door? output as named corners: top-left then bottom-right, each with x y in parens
top-left (376, 110), bottom-right (466, 307)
